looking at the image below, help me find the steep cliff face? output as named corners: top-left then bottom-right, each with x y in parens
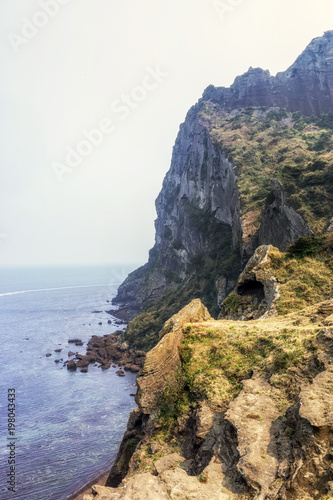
top-left (114, 32), bottom-right (333, 350)
top-left (114, 102), bottom-right (242, 318)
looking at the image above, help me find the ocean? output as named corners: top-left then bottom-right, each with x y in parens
top-left (0, 265), bottom-right (138, 500)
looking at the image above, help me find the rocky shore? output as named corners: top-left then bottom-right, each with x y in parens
top-left (61, 331), bottom-right (146, 374)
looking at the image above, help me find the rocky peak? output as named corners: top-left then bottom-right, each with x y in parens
top-left (203, 31), bottom-right (333, 115)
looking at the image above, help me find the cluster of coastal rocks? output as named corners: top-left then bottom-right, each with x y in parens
top-left (45, 331), bottom-right (146, 374)
top-left (64, 331), bottom-right (146, 374)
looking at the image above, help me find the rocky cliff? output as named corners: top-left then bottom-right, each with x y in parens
top-left (113, 32), bottom-right (333, 351)
top-left (84, 236), bottom-right (333, 500)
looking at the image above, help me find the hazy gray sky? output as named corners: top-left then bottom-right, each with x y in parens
top-left (0, 0), bottom-right (332, 266)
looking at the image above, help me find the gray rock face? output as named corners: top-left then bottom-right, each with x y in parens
top-left (203, 31), bottom-right (333, 116)
top-left (114, 103), bottom-right (241, 316)
top-left (258, 179), bottom-right (313, 251)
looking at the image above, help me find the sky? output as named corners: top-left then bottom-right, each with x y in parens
top-left (0, 0), bottom-right (332, 267)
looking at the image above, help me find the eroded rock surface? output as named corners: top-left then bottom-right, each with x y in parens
top-left (221, 245), bottom-right (280, 320)
top-left (136, 299), bottom-right (211, 414)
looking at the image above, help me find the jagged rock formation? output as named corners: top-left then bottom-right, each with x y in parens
top-left (257, 179), bottom-right (313, 250)
top-left (113, 32), bottom-right (333, 346)
top-left (203, 30), bottom-right (333, 116)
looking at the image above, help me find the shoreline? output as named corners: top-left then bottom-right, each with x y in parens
top-left (67, 467), bottom-right (111, 500)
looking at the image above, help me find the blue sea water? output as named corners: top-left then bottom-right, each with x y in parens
top-left (0, 265), bottom-right (138, 500)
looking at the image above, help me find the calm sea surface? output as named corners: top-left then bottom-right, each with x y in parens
top-left (0, 265), bottom-right (138, 500)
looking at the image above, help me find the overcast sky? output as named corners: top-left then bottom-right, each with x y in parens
top-left (0, 0), bottom-right (332, 267)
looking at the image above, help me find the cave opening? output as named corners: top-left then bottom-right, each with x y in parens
top-left (237, 279), bottom-right (265, 303)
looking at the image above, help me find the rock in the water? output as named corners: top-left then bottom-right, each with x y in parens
top-left (116, 370), bottom-right (125, 377)
top-left (67, 360), bottom-right (77, 371)
top-left (77, 357), bottom-right (90, 368)
top-left (45, 353), bottom-right (52, 357)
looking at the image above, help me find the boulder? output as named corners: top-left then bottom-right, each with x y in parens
top-left (77, 358), bottom-right (90, 368)
top-left (67, 360), bottom-right (77, 371)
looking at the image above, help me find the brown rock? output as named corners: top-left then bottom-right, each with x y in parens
top-left (67, 360), bottom-right (77, 371)
top-left (54, 349), bottom-right (62, 353)
top-left (226, 373), bottom-right (280, 497)
top-left (68, 351), bottom-right (75, 357)
top-left (77, 358), bottom-right (90, 368)
top-left (101, 361), bottom-right (112, 370)
top-left (116, 370), bottom-right (125, 377)
top-left (154, 453), bottom-right (184, 475)
top-left (137, 299), bottom-right (211, 414)
top-left (68, 339), bottom-right (82, 344)
top-left (45, 353), bottom-right (52, 357)
top-left (80, 367), bottom-right (88, 373)
top-left (220, 245), bottom-right (280, 320)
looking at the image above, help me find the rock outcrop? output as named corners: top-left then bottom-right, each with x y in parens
top-left (136, 299), bottom-right (211, 414)
top-left (220, 245), bottom-right (280, 320)
top-left (258, 179), bottom-right (313, 251)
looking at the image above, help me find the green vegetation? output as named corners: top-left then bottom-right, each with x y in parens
top-left (270, 234), bottom-right (333, 315)
top-left (200, 105), bottom-right (333, 233)
top-left (154, 319), bottom-right (318, 437)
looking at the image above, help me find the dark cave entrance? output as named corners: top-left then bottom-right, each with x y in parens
top-left (237, 279), bottom-right (265, 303)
